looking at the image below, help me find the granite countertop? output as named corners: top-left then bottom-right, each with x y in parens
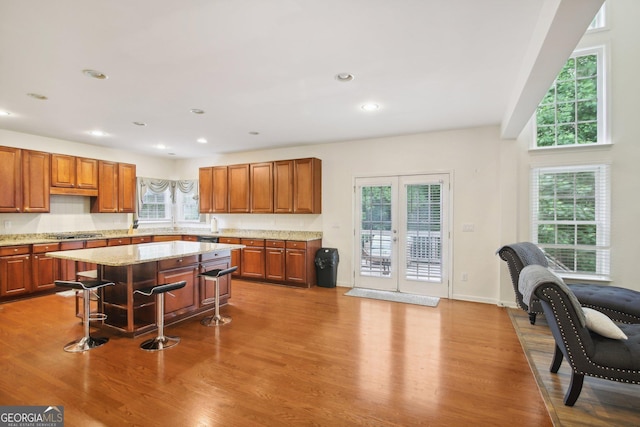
top-left (46, 241), bottom-right (244, 266)
top-left (0, 228), bottom-right (322, 247)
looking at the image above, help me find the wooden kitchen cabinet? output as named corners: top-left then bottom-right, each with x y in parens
top-left (293, 158), bottom-right (322, 214)
top-left (50, 154), bottom-right (98, 196)
top-left (274, 160), bottom-right (294, 213)
top-left (285, 239), bottom-right (322, 287)
top-left (91, 161), bottom-right (136, 213)
top-left (219, 237), bottom-right (241, 276)
top-left (157, 258), bottom-right (198, 316)
top-left (0, 146), bottom-right (22, 212)
top-left (108, 237), bottom-right (131, 246)
top-left (200, 252), bottom-right (232, 305)
top-left (31, 242), bottom-right (60, 291)
top-left (22, 150), bottom-right (50, 213)
top-left (58, 240), bottom-right (84, 281)
top-left (199, 166), bottom-right (229, 213)
top-left (0, 245), bottom-right (31, 297)
top-left (250, 162), bottom-right (273, 213)
top-left (265, 239), bottom-right (285, 281)
top-left (228, 164), bottom-right (250, 213)
top-left (240, 238), bottom-right (265, 279)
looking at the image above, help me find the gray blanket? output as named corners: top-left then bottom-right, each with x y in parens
top-left (497, 242), bottom-right (548, 268)
top-left (518, 264), bottom-right (586, 327)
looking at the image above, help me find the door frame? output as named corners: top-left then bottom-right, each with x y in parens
top-left (352, 171), bottom-right (453, 299)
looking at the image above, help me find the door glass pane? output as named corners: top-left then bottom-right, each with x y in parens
top-left (360, 185), bottom-right (392, 277)
top-left (404, 183), bottom-right (442, 282)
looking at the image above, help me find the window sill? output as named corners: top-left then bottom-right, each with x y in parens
top-left (529, 142), bottom-right (612, 154)
top-left (557, 272), bottom-right (611, 284)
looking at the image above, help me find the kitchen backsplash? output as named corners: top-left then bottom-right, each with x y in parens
top-left (0, 195), bottom-right (323, 235)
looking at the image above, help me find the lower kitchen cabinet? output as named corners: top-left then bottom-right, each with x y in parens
top-left (0, 245), bottom-right (32, 297)
top-left (200, 253), bottom-right (232, 305)
top-left (240, 238), bottom-right (265, 279)
top-left (219, 237), bottom-right (241, 276)
top-left (265, 240), bottom-right (285, 281)
top-left (158, 265), bottom-right (198, 316)
top-left (31, 242), bottom-right (60, 291)
top-left (285, 239), bottom-right (322, 287)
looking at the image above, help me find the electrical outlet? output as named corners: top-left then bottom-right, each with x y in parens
top-left (462, 223), bottom-right (475, 232)
top-left (461, 272), bottom-right (468, 281)
top-left (3, 220), bottom-right (12, 229)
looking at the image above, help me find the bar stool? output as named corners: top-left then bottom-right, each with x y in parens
top-left (54, 279), bottom-right (115, 352)
top-left (133, 280), bottom-right (187, 351)
top-left (75, 269), bottom-right (98, 321)
top-left (199, 266), bottom-right (237, 326)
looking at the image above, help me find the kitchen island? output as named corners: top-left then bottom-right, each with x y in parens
top-left (47, 241), bottom-right (244, 337)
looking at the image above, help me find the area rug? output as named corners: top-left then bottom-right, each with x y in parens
top-left (508, 308), bottom-right (640, 426)
top-left (344, 288), bottom-right (439, 307)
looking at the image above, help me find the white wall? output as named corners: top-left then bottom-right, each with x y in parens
top-left (510, 0), bottom-right (640, 294)
top-left (178, 126), bottom-right (508, 302)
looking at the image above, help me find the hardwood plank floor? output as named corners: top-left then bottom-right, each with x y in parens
top-left (509, 308), bottom-right (640, 426)
top-left (0, 281), bottom-right (551, 426)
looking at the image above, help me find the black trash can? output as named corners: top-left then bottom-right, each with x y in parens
top-left (315, 248), bottom-right (339, 288)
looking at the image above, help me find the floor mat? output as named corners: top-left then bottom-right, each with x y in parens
top-left (345, 288), bottom-right (439, 307)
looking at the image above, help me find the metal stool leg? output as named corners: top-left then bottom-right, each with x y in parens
top-left (140, 292), bottom-right (180, 351)
top-left (201, 276), bottom-right (231, 326)
top-left (64, 288), bottom-right (109, 352)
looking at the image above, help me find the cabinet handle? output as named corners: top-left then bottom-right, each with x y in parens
top-left (178, 258), bottom-right (183, 263)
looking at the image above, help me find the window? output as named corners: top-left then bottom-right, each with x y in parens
top-left (531, 165), bottom-right (610, 279)
top-left (588, 3), bottom-right (606, 31)
top-left (535, 46), bottom-right (605, 148)
top-left (137, 178), bottom-right (200, 223)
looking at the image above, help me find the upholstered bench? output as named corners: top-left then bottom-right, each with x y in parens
top-left (498, 242), bottom-right (640, 325)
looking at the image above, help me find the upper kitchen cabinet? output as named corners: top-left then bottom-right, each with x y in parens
top-left (250, 162), bottom-right (273, 213)
top-left (91, 161), bottom-right (136, 213)
top-left (274, 160), bottom-right (294, 213)
top-left (50, 154), bottom-right (98, 196)
top-left (293, 158), bottom-right (322, 214)
top-left (22, 150), bottom-right (51, 213)
top-left (228, 164), bottom-right (250, 213)
top-left (0, 146), bottom-right (22, 212)
top-left (0, 146), bottom-right (50, 213)
top-left (199, 166), bottom-right (228, 213)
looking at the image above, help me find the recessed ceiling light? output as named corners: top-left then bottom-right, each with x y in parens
top-left (156, 144), bottom-right (167, 150)
top-left (197, 138), bottom-right (207, 144)
top-left (82, 69), bottom-right (108, 79)
top-left (27, 93), bottom-right (48, 100)
top-left (361, 103), bottom-right (380, 112)
top-left (132, 121), bottom-right (147, 127)
top-left (190, 108), bottom-right (205, 115)
top-left (89, 130), bottom-right (107, 137)
top-left (249, 131), bottom-right (260, 135)
top-left (335, 73), bottom-right (355, 82)
top-left (0, 111), bottom-right (11, 117)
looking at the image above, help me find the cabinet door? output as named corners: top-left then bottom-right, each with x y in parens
top-left (158, 266), bottom-right (198, 315)
top-left (22, 150), bottom-right (50, 213)
top-left (294, 158), bottom-right (322, 214)
top-left (51, 154), bottom-right (76, 188)
top-left (58, 241), bottom-right (84, 281)
top-left (220, 237), bottom-right (242, 276)
top-left (228, 164), bottom-right (250, 213)
top-left (240, 239), bottom-right (265, 279)
top-left (0, 254), bottom-right (31, 297)
top-left (94, 160), bottom-right (119, 212)
top-left (32, 253), bottom-right (58, 291)
top-left (274, 160), bottom-right (294, 213)
top-left (212, 166), bottom-right (228, 213)
top-left (0, 146), bottom-right (22, 212)
top-left (118, 163), bottom-right (136, 213)
top-left (198, 167), bottom-right (213, 213)
top-left (250, 162), bottom-right (273, 213)
top-left (76, 157), bottom-right (98, 189)
top-left (265, 248), bottom-right (285, 281)
top-left (285, 249), bottom-right (307, 284)
top-left (200, 258), bottom-right (232, 304)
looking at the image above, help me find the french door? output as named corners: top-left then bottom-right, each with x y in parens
top-left (355, 174), bottom-right (450, 297)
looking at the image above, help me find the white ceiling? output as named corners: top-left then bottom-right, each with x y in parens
top-left (0, 0), bottom-right (602, 159)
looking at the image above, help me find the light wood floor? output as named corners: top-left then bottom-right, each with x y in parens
top-left (0, 281), bottom-right (551, 426)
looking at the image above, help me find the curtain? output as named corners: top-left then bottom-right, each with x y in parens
top-left (137, 177), bottom-right (198, 215)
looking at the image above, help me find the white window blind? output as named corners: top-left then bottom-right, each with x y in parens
top-left (531, 164), bottom-right (610, 279)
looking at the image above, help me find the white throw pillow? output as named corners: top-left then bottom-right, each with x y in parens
top-left (583, 307), bottom-right (628, 340)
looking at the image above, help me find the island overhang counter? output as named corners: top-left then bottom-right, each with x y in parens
top-left (47, 241), bottom-right (245, 337)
